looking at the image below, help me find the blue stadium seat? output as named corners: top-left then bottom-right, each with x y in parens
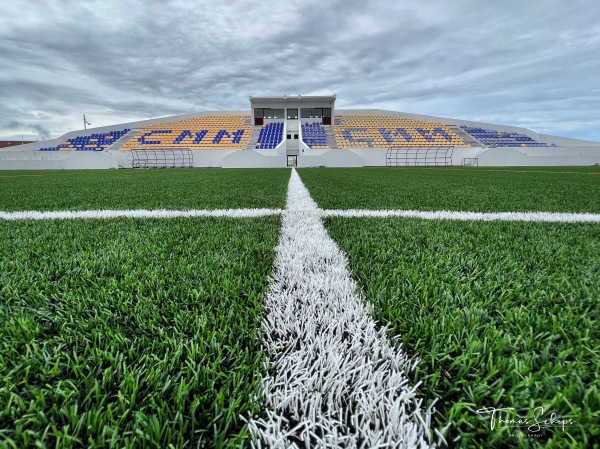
top-left (256, 122), bottom-right (284, 149)
top-left (460, 126), bottom-right (547, 147)
top-left (39, 129), bottom-right (131, 152)
top-left (301, 122), bottom-right (329, 149)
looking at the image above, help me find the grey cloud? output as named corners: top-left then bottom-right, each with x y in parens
top-left (1, 0), bottom-right (599, 141)
top-left (7, 121), bottom-right (51, 140)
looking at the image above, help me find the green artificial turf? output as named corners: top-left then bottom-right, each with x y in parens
top-left (0, 217), bottom-right (280, 448)
top-left (325, 217), bottom-right (600, 448)
top-left (0, 169), bottom-right (290, 211)
top-left (298, 167), bottom-right (600, 213)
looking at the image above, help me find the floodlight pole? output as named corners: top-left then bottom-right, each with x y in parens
top-left (84, 114), bottom-right (87, 130)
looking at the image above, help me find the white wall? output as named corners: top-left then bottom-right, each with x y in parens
top-left (294, 145), bottom-right (600, 168)
top-left (297, 149), bottom-right (363, 167)
top-left (192, 150), bottom-right (238, 167)
top-left (0, 151), bottom-right (116, 170)
top-left (3, 145), bottom-right (599, 170)
top-left (476, 147), bottom-right (600, 166)
top-left (223, 150), bottom-right (286, 168)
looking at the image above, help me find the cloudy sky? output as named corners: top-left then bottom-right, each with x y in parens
top-left (1, 0), bottom-right (599, 142)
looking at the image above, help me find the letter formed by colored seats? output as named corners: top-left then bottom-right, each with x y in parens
top-left (138, 130), bottom-right (173, 145)
top-left (416, 128), bottom-right (452, 142)
top-left (174, 130), bottom-right (209, 144)
top-left (232, 129), bottom-right (245, 144)
top-left (212, 129), bottom-right (246, 145)
top-left (342, 128), bottom-right (374, 146)
top-left (378, 128), bottom-right (415, 144)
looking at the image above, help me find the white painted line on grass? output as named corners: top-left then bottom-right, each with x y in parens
top-left (248, 169), bottom-right (433, 448)
top-left (2, 209), bottom-right (598, 223)
top-left (322, 209), bottom-right (600, 223)
top-left (0, 208), bottom-right (283, 220)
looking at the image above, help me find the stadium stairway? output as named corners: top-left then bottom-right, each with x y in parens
top-left (109, 129), bottom-right (143, 150)
top-left (324, 125), bottom-right (339, 149)
top-left (449, 125), bottom-right (480, 146)
top-left (245, 127), bottom-right (261, 151)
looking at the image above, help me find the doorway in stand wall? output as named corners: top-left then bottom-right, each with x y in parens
top-left (254, 107), bottom-right (264, 126)
top-left (323, 108), bottom-right (332, 125)
top-left (287, 155), bottom-right (297, 167)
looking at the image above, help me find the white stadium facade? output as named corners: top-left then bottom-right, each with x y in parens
top-left (1, 95), bottom-right (599, 170)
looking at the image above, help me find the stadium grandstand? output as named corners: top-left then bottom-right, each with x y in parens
top-left (1, 94), bottom-right (599, 169)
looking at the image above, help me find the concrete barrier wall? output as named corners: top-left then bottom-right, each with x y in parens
top-left (0, 150), bottom-right (71, 161)
top-left (192, 150), bottom-right (237, 168)
top-left (298, 149), bottom-right (363, 167)
top-left (2, 146), bottom-right (599, 170)
top-left (293, 145), bottom-right (600, 168)
top-left (222, 149), bottom-right (285, 168)
top-left (515, 146), bottom-right (600, 158)
top-left (477, 146), bottom-right (600, 166)
top-left (0, 151), bottom-right (116, 170)
top-left (303, 146), bottom-right (484, 167)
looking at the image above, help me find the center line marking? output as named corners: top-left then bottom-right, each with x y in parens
top-left (248, 169), bottom-right (434, 448)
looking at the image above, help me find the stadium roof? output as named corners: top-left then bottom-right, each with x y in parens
top-left (250, 95), bottom-right (336, 104)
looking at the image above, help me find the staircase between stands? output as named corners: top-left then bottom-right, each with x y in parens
top-left (324, 125), bottom-right (339, 149)
top-left (449, 125), bottom-right (481, 146)
top-left (245, 126), bottom-right (261, 151)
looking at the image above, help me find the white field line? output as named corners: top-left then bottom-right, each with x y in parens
top-left (322, 209), bottom-right (600, 222)
top-left (0, 208), bottom-right (283, 220)
top-left (2, 208), bottom-right (599, 223)
top-left (248, 168), bottom-right (433, 448)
